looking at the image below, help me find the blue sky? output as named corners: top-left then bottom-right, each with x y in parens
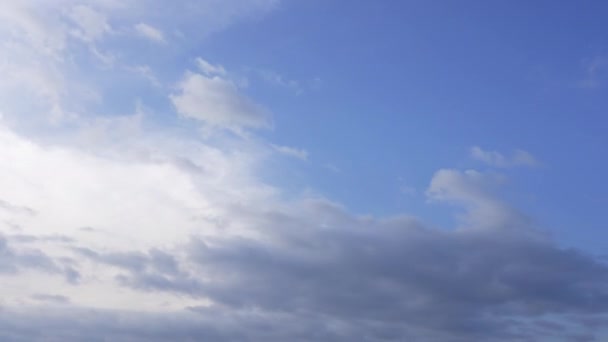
top-left (1, 1), bottom-right (608, 341)
top-left (204, 0), bottom-right (608, 250)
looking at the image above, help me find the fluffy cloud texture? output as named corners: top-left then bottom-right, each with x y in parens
top-left (0, 1), bottom-right (607, 341)
top-left (171, 69), bottom-right (271, 132)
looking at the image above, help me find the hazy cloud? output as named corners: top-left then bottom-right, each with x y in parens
top-left (471, 146), bottom-right (539, 168)
top-left (134, 22), bottom-right (165, 43)
top-left (31, 293), bottom-right (71, 304)
top-left (196, 58), bottom-right (227, 76)
top-left (271, 144), bottom-right (309, 160)
top-left (68, 5), bottom-right (112, 43)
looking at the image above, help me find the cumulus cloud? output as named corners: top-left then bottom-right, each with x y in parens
top-left (470, 146), bottom-right (539, 168)
top-left (170, 70), bottom-right (271, 132)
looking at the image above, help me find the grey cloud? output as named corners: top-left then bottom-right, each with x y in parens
top-left (180, 206), bottom-right (608, 341)
top-left (2, 171), bottom-right (608, 340)
top-left (74, 247), bottom-right (181, 275)
top-left (61, 199), bottom-right (608, 341)
top-left (0, 235), bottom-right (59, 274)
top-left (31, 294), bottom-right (71, 304)
top-left (0, 235), bottom-right (80, 283)
top-left (73, 246), bottom-right (202, 294)
top-left (73, 247), bottom-right (149, 272)
top-left (10, 234), bottom-right (74, 244)
top-left (63, 265), bottom-right (81, 285)
top-left (0, 305), bottom-right (364, 342)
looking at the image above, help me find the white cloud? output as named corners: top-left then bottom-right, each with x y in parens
top-left (134, 22), bottom-right (165, 43)
top-left (196, 58), bottom-right (226, 76)
top-left (271, 144), bottom-right (308, 160)
top-left (0, 116), bottom-right (275, 310)
top-left (68, 5), bottom-right (112, 42)
top-left (170, 71), bottom-right (271, 132)
top-left (0, 0), bottom-right (285, 319)
top-left (0, 1), bottom-right (117, 122)
top-left (426, 168), bottom-right (532, 231)
top-left (0, 3), bottom-right (68, 121)
top-left (0, 2), bottom-right (68, 57)
top-left (0, 0), bottom-right (280, 124)
top-left (470, 146), bottom-right (539, 168)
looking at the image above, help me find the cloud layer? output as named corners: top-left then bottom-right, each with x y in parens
top-left (0, 1), bottom-right (607, 341)
top-left (1, 121), bottom-right (607, 340)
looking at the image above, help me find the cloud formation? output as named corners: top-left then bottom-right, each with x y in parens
top-left (271, 144), bottom-right (309, 160)
top-left (134, 22), bottom-right (165, 43)
top-left (171, 69), bottom-right (271, 132)
top-left (1, 189), bottom-right (608, 340)
top-left (470, 146), bottom-right (539, 168)
top-left (0, 122), bottom-right (606, 340)
top-left (0, 1), bottom-right (607, 341)
top-left (0, 0), bottom-right (281, 123)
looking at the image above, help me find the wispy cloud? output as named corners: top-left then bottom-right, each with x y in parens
top-left (256, 69), bottom-right (302, 94)
top-left (470, 146), bottom-right (539, 168)
top-left (196, 58), bottom-right (227, 76)
top-left (68, 5), bottom-right (112, 43)
top-left (134, 22), bottom-right (165, 43)
top-left (271, 144), bottom-right (309, 160)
